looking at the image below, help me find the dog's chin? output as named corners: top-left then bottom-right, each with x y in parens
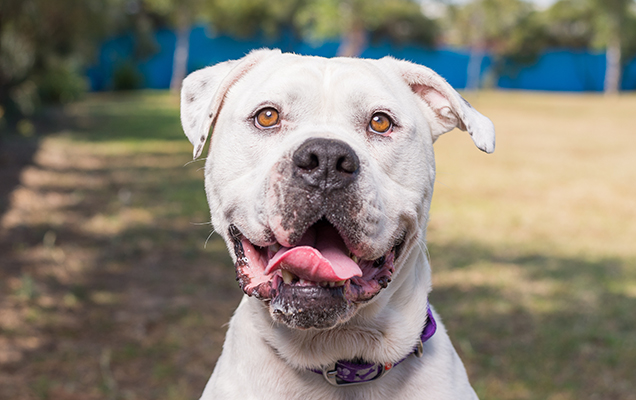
top-left (227, 219), bottom-right (404, 330)
top-left (269, 284), bottom-right (356, 330)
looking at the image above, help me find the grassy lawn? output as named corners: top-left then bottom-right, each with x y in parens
top-left (431, 92), bottom-right (636, 400)
top-left (0, 90), bottom-right (634, 399)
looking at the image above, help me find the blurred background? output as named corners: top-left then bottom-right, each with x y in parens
top-left (1, 0), bottom-right (635, 399)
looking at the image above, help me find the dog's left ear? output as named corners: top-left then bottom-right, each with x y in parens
top-left (181, 48), bottom-right (282, 159)
top-left (379, 57), bottom-right (495, 153)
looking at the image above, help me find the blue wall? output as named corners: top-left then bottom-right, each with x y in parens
top-left (87, 25), bottom-right (636, 92)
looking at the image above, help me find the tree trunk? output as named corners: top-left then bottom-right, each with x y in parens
top-left (466, 46), bottom-right (485, 91)
top-left (604, 35), bottom-right (621, 95)
top-left (466, 9), bottom-right (486, 91)
top-left (337, 21), bottom-right (367, 58)
top-left (170, 21), bottom-right (190, 93)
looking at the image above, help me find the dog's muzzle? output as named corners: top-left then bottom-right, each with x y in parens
top-left (228, 138), bottom-right (404, 329)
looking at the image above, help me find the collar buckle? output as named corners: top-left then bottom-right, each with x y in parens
top-left (321, 361), bottom-right (393, 387)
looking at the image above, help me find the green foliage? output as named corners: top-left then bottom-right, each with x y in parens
top-left (2, 0), bottom-right (635, 117)
top-left (36, 60), bottom-right (88, 104)
top-left (203, 0), bottom-right (437, 49)
top-left (294, 0), bottom-right (342, 41)
top-left (543, 0), bottom-right (596, 48)
top-left (305, 0), bottom-right (437, 47)
top-left (113, 62), bottom-right (144, 91)
top-left (528, 0), bottom-right (636, 57)
top-left (443, 0), bottom-right (636, 90)
top-left (444, 0), bottom-right (536, 54)
top-left (0, 0), bottom-right (122, 128)
top-left (622, 14), bottom-right (636, 61)
top-left (208, 0), bottom-right (303, 38)
top-left (367, 0), bottom-right (439, 47)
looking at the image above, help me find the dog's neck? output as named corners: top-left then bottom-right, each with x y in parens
top-left (252, 239), bottom-right (432, 371)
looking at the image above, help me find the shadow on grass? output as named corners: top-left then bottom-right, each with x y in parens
top-left (428, 241), bottom-right (636, 400)
top-left (72, 115), bottom-right (184, 142)
top-left (2, 92), bottom-right (633, 399)
top-left (4, 204), bottom-right (634, 400)
top-left (1, 215), bottom-right (240, 399)
top-left (0, 137), bottom-right (40, 217)
top-left (0, 142), bottom-right (239, 398)
top-left (2, 151), bottom-right (634, 399)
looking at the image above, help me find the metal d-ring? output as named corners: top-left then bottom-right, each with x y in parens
top-left (414, 338), bottom-right (424, 358)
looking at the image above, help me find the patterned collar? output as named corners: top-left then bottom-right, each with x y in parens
top-left (311, 305), bottom-right (437, 386)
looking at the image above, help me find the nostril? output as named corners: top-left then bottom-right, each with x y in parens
top-left (293, 149), bottom-right (320, 171)
top-left (336, 155), bottom-right (358, 174)
top-left (304, 154), bottom-right (319, 171)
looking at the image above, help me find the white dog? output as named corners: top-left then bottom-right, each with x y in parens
top-left (180, 49), bottom-right (494, 399)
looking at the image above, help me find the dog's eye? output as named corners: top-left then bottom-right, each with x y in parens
top-left (368, 113), bottom-right (393, 135)
top-left (255, 108), bottom-right (280, 129)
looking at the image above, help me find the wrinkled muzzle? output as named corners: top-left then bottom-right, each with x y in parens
top-left (228, 138), bottom-right (405, 329)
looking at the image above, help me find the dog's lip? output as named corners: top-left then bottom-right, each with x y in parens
top-left (229, 221), bottom-right (402, 301)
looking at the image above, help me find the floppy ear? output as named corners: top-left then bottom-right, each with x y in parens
top-left (379, 57), bottom-right (495, 153)
top-left (180, 48), bottom-right (282, 159)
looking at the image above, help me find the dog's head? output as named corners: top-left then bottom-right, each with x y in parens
top-left (181, 49), bottom-right (494, 330)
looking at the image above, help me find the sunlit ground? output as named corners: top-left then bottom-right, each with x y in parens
top-left (431, 91), bottom-right (636, 400)
top-left (0, 91), bottom-right (634, 399)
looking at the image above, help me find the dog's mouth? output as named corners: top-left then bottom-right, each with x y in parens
top-left (229, 219), bottom-right (402, 328)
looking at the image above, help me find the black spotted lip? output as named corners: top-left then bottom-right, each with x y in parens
top-left (271, 285), bottom-right (351, 329)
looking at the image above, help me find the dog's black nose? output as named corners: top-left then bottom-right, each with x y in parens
top-left (292, 138), bottom-right (360, 190)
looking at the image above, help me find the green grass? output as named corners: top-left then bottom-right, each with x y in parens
top-left (0, 90), bottom-right (634, 399)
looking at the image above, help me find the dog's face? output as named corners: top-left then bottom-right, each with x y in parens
top-left (181, 50), bottom-right (494, 331)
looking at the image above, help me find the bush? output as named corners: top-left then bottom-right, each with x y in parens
top-left (112, 62), bottom-right (143, 91)
top-left (36, 63), bottom-right (88, 105)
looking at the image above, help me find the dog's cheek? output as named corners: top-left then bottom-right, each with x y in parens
top-left (204, 164), bottom-right (225, 228)
top-left (265, 161), bottom-right (296, 246)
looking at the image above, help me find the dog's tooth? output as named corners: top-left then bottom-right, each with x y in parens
top-left (334, 280), bottom-right (346, 287)
top-left (281, 270), bottom-right (294, 285)
top-left (350, 254), bottom-right (359, 264)
top-left (299, 278), bottom-right (309, 285)
top-left (269, 243), bottom-right (281, 253)
top-left (328, 281), bottom-right (336, 288)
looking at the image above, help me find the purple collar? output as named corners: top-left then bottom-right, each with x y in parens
top-left (311, 305), bottom-right (437, 386)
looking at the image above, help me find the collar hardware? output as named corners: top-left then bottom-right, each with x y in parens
top-left (321, 361), bottom-right (392, 387)
top-left (313, 305), bottom-right (437, 386)
top-left (414, 338), bottom-right (424, 358)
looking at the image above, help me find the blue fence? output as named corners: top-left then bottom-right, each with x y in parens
top-left (87, 25), bottom-right (636, 92)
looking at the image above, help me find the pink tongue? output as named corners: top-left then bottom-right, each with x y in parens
top-left (265, 223), bottom-right (362, 282)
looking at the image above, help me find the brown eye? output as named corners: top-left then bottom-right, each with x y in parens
top-left (255, 108), bottom-right (279, 128)
top-left (368, 113), bottom-right (392, 134)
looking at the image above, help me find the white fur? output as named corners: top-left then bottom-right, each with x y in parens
top-left (180, 50), bottom-right (495, 400)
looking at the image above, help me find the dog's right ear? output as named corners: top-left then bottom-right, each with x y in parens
top-left (180, 49), bottom-right (281, 159)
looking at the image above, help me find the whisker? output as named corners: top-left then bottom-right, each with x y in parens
top-left (204, 229), bottom-right (217, 248)
top-left (190, 221), bottom-right (212, 226)
top-left (184, 157), bottom-right (207, 167)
